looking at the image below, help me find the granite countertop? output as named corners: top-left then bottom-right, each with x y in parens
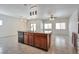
top-left (18, 31), bottom-right (52, 34)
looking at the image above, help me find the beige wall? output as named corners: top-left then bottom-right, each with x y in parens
top-left (0, 14), bottom-right (18, 37)
top-left (16, 18), bottom-right (27, 31)
top-left (69, 10), bottom-right (78, 45)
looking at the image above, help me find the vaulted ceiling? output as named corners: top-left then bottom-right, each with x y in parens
top-left (0, 4), bottom-right (78, 18)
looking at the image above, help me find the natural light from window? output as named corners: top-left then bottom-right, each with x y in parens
top-left (44, 23), bottom-right (52, 29)
top-left (0, 20), bottom-right (3, 26)
top-left (31, 24), bottom-right (36, 32)
top-left (56, 23), bottom-right (66, 29)
top-left (44, 23), bottom-right (52, 33)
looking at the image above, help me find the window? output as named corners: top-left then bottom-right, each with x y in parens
top-left (56, 23), bottom-right (60, 29)
top-left (56, 23), bottom-right (66, 29)
top-left (0, 20), bottom-right (3, 26)
top-left (30, 12), bottom-right (32, 16)
top-left (44, 23), bottom-right (52, 29)
top-left (30, 10), bottom-right (37, 16)
top-left (61, 23), bottom-right (66, 29)
top-left (31, 24), bottom-right (36, 32)
top-left (35, 10), bottom-right (37, 15)
top-left (44, 23), bottom-right (52, 33)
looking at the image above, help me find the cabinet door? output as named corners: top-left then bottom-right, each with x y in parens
top-left (24, 33), bottom-right (29, 44)
top-left (28, 35), bottom-right (34, 46)
top-left (34, 34), bottom-right (47, 50)
top-left (40, 36), bottom-right (47, 49)
top-left (34, 35), bottom-right (41, 48)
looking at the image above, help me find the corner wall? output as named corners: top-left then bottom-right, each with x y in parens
top-left (69, 10), bottom-right (78, 45)
top-left (0, 14), bottom-right (18, 37)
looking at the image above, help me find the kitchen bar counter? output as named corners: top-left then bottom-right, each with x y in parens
top-left (18, 31), bottom-right (51, 51)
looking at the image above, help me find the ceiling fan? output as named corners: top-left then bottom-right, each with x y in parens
top-left (48, 9), bottom-right (57, 21)
top-left (49, 14), bottom-right (57, 20)
top-left (49, 14), bottom-right (55, 20)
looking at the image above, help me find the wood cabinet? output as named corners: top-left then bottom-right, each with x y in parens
top-left (24, 32), bottom-right (34, 46)
top-left (18, 31), bottom-right (51, 51)
top-left (34, 33), bottom-right (47, 50)
top-left (24, 32), bottom-right (29, 44)
top-left (72, 32), bottom-right (78, 53)
top-left (28, 33), bottom-right (34, 46)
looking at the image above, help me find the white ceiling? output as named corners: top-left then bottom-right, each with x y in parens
top-left (0, 4), bottom-right (79, 18)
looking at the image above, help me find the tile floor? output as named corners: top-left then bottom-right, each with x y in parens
top-left (0, 35), bottom-right (74, 54)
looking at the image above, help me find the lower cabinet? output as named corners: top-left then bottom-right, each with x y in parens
top-left (18, 32), bottom-right (51, 51)
top-left (28, 33), bottom-right (34, 46)
top-left (34, 34), bottom-right (47, 50)
top-left (24, 32), bottom-right (29, 44)
top-left (34, 35), bottom-right (41, 48)
top-left (72, 32), bottom-right (78, 53)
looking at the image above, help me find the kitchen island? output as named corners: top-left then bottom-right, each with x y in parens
top-left (18, 31), bottom-right (51, 51)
